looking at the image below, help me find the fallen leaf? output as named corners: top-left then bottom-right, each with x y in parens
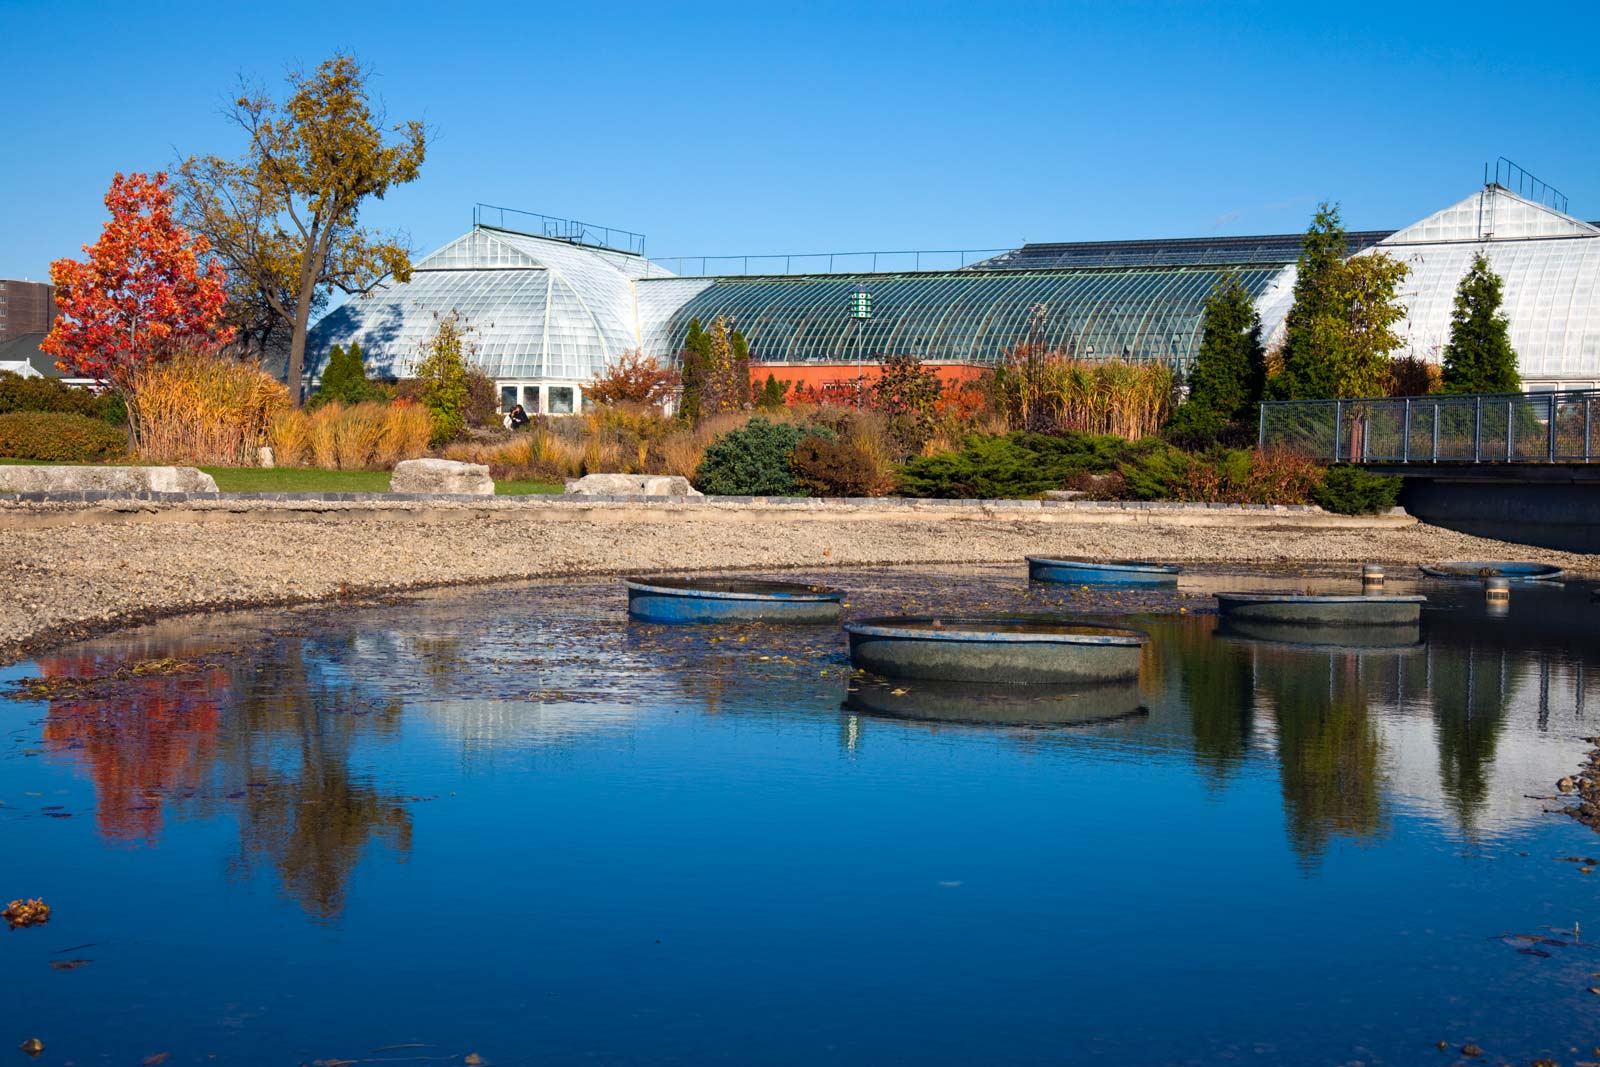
top-left (144, 1053), bottom-right (171, 1065)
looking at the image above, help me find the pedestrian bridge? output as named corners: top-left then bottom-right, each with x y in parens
top-left (1259, 389), bottom-right (1600, 552)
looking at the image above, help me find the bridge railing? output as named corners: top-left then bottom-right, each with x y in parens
top-left (1258, 389), bottom-right (1600, 464)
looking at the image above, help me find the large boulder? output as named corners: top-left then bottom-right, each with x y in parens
top-left (390, 458), bottom-right (494, 496)
top-left (565, 473), bottom-right (702, 497)
top-left (0, 465), bottom-right (218, 494)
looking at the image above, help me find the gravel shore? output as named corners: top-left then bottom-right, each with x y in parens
top-left (2, 507), bottom-right (1594, 662)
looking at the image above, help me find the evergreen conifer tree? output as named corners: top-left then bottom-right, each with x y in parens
top-left (1165, 273), bottom-right (1265, 446)
top-left (318, 343), bottom-right (348, 400)
top-left (1270, 202), bottom-right (1409, 400)
top-left (757, 373), bottom-right (789, 410)
top-left (731, 329), bottom-right (752, 405)
top-left (1272, 203), bottom-right (1347, 400)
top-left (679, 317), bottom-right (710, 421)
top-left (1440, 253), bottom-right (1520, 394)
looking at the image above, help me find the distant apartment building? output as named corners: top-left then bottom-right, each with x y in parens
top-left (0, 279), bottom-right (55, 343)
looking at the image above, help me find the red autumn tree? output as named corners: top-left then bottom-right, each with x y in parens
top-left (585, 348), bottom-right (682, 409)
top-left (42, 172), bottom-right (232, 393)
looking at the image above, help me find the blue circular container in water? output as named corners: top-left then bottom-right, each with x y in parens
top-left (1418, 561), bottom-right (1565, 581)
top-left (1026, 556), bottom-right (1182, 585)
top-left (624, 575), bottom-right (844, 624)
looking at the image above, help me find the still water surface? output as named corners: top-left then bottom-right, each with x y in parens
top-left (3, 565), bottom-right (1600, 1065)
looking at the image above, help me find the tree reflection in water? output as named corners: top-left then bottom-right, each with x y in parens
top-left (36, 638), bottom-right (412, 920)
top-left (1169, 617), bottom-right (1256, 784)
top-left (221, 640), bottom-right (412, 920)
top-left (39, 652), bottom-right (226, 843)
top-left (1426, 645), bottom-right (1514, 837)
top-left (1251, 646), bottom-right (1387, 865)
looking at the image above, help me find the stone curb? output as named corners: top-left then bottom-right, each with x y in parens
top-left (0, 489), bottom-right (1333, 513)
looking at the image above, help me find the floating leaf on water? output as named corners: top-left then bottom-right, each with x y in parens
top-left (465, 1055), bottom-right (486, 1065)
top-left (48, 959), bottom-right (91, 971)
top-left (3, 898), bottom-right (50, 929)
top-left (143, 1053), bottom-right (171, 1065)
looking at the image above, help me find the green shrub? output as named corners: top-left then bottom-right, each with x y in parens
top-left (791, 435), bottom-right (881, 496)
top-left (896, 431), bottom-right (1165, 499)
top-left (1312, 465), bottom-right (1402, 514)
top-left (694, 417), bottom-right (831, 495)
top-left (0, 411), bottom-right (128, 462)
top-left (0, 371), bottom-right (124, 424)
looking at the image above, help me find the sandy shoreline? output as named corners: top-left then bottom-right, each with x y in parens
top-left (2, 506), bottom-right (1595, 663)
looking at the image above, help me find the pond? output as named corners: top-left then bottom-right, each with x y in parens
top-left (3, 564), bottom-right (1600, 1065)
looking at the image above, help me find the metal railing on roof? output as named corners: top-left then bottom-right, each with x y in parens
top-left (1488, 158), bottom-right (1570, 215)
top-left (652, 248), bottom-right (1011, 277)
top-left (473, 204), bottom-right (646, 256)
top-left (1258, 389), bottom-right (1600, 464)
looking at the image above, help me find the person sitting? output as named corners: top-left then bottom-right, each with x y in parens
top-left (508, 403), bottom-right (530, 430)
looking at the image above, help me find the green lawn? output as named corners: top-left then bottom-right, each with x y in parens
top-left (3, 459), bottom-right (562, 496)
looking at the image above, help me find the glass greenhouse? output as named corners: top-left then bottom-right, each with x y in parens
top-left (306, 185), bottom-right (1600, 412)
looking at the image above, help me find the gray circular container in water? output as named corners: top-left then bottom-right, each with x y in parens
top-left (844, 615), bottom-right (1147, 684)
top-left (844, 676), bottom-right (1147, 729)
top-left (1419, 561), bottom-right (1565, 581)
top-left (624, 576), bottom-right (844, 624)
top-left (1217, 617), bottom-right (1423, 651)
top-left (1026, 556), bottom-right (1181, 585)
top-left (1214, 592), bottom-right (1425, 626)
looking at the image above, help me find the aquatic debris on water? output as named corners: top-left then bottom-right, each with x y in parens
top-left (4, 899), bottom-right (50, 929)
top-left (18, 1038), bottom-right (43, 1057)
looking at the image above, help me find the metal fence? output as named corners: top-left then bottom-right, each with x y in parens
top-left (1259, 389), bottom-right (1600, 464)
top-left (651, 248), bottom-right (1012, 277)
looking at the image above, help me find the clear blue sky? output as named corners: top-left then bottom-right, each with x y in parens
top-left (3, 0), bottom-right (1597, 282)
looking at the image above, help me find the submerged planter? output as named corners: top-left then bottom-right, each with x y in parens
top-left (624, 576), bottom-right (844, 624)
top-left (1217, 617), bottom-right (1423, 651)
top-left (844, 615), bottom-right (1148, 684)
top-left (1027, 557), bottom-right (1182, 585)
top-left (1419, 561), bottom-right (1565, 582)
top-left (844, 676), bottom-right (1147, 729)
top-left (1214, 592), bottom-right (1426, 627)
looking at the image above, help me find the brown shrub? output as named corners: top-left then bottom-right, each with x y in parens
top-left (791, 436), bottom-right (883, 496)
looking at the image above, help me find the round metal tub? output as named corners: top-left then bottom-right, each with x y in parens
top-left (625, 576), bottom-right (844, 624)
top-left (1027, 556), bottom-right (1182, 585)
top-left (1217, 617), bottom-right (1423, 651)
top-left (1419, 561), bottom-right (1565, 581)
top-left (844, 615), bottom-right (1148, 684)
top-left (1214, 592), bottom-right (1425, 627)
top-left (844, 676), bottom-right (1147, 728)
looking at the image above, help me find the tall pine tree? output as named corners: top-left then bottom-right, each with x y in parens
top-left (1165, 272), bottom-right (1266, 446)
top-left (1440, 253), bottom-right (1519, 394)
top-left (1271, 203), bottom-right (1347, 400)
top-left (678, 317), bottom-right (711, 420)
top-left (731, 328), bottom-right (752, 405)
top-left (1270, 202), bottom-right (1409, 400)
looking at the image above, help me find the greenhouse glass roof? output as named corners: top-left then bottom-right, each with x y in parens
top-left (636, 266), bottom-right (1286, 367)
top-left (307, 183), bottom-right (1600, 389)
top-left (306, 228), bottom-right (673, 382)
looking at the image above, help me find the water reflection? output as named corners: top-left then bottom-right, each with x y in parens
top-left (9, 566), bottom-right (1600, 1064)
top-left (39, 651), bottom-right (225, 842)
top-left (34, 635), bottom-right (413, 919)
